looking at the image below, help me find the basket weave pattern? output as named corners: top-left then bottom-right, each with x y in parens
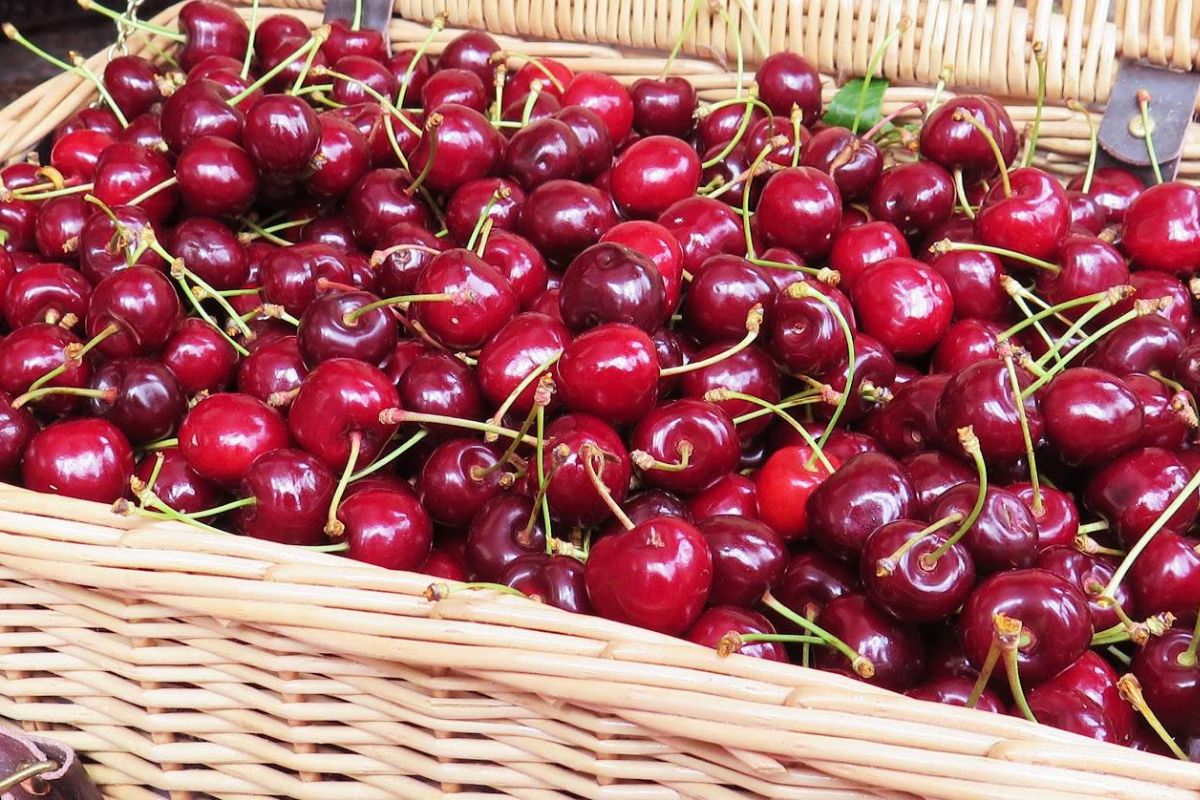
top-left (0, 1), bottom-right (1196, 798)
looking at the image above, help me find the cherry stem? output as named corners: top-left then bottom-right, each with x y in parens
top-left (405, 113), bottom-right (444, 196)
top-left (183, 496), bottom-right (257, 520)
top-left (525, 441), bottom-right (568, 556)
top-left (1137, 90), bottom-right (1164, 186)
top-left (351, 0), bottom-right (363, 29)
top-left (425, 581), bottom-right (529, 601)
top-left (24, 322), bottom-right (119, 397)
top-left (1076, 519), bottom-right (1110, 536)
top-left (702, 94), bottom-right (762, 171)
top-left (1002, 626), bottom-right (1037, 724)
top-left (498, 53), bottom-right (566, 94)
top-left (738, 133), bottom-right (777, 260)
top-left (875, 513), bottom-right (962, 577)
top-left (519, 80), bottom-right (545, 126)
top-left (787, 282), bottom-right (854, 450)
top-left (790, 106), bottom-right (803, 167)
top-left (632, 440), bottom-right (693, 473)
top-left (659, 0), bottom-right (705, 78)
top-left (151, 234), bottom-right (253, 342)
top-left (952, 169), bottom-right (976, 220)
top-left (141, 437), bottom-right (178, 452)
top-left (474, 219), bottom-right (495, 256)
top-left (1001, 351), bottom-right (1042, 514)
top-left (379, 408), bottom-right (539, 446)
top-left (861, 100), bottom-right (925, 142)
top-left (1178, 609), bottom-right (1200, 668)
top-left (11, 182), bottom-right (93, 202)
top-left (705, 142), bottom-right (781, 201)
top-left (230, 28), bottom-right (328, 106)
top-left (395, 14), bottom-right (446, 108)
top-left (1104, 464), bottom-right (1200, 598)
top-left (1024, 300), bottom-right (1169, 397)
top-left (717, 631), bottom-right (823, 657)
top-left (1096, 593), bottom-right (1173, 646)
top-left (76, 0), bottom-right (185, 40)
top-left (240, 216), bottom-right (313, 245)
top-left (996, 284), bottom-right (1127, 342)
top-left (136, 452), bottom-right (166, 505)
top-left (1023, 43), bottom-right (1047, 167)
top-left (116, 493), bottom-right (230, 536)
top-left (922, 427), bottom-right (986, 567)
top-left (127, 176), bottom-right (177, 207)
top-left (659, 305), bottom-right (762, 377)
top-left (1076, 532), bottom-right (1124, 558)
top-left (484, 351), bottom-right (562, 441)
top-left (1067, 100), bottom-right (1098, 194)
top-left (70, 51), bottom-right (129, 127)
top-left (761, 592), bottom-right (874, 678)
top-left (705, 389), bottom-right (834, 472)
top-left (466, 187), bottom-right (511, 251)
top-left (490, 63), bottom-right (507, 124)
top-left (1119, 674), bottom-right (1190, 761)
top-left (324, 432), bottom-right (362, 538)
top-left (1031, 285), bottom-right (1133, 370)
top-left (13, 384), bottom-right (113, 409)
top-left (581, 443), bottom-right (635, 531)
top-left (535, 404), bottom-right (554, 541)
top-left (732, 390), bottom-right (822, 424)
top-left (349, 429), bottom-right (429, 481)
top-left (478, 379), bottom-right (547, 473)
top-left (952, 109), bottom-right (1011, 197)
top-left (342, 291), bottom-right (461, 326)
top-left (966, 636), bottom-right (1002, 710)
top-left (925, 65), bottom-right (954, 119)
top-left (749, 257), bottom-right (837, 281)
top-left (709, 5), bottom-right (745, 96)
top-left (851, 19), bottom-right (910, 134)
top-left (933, 239), bottom-right (1057, 273)
top-left (240, 0), bottom-right (259, 79)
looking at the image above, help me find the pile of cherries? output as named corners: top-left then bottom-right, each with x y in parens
top-left (3, 0), bottom-right (1200, 759)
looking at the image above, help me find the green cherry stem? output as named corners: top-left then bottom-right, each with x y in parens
top-left (341, 291), bottom-right (462, 326)
top-left (704, 389), bottom-right (834, 473)
top-left (999, 615), bottom-right (1037, 723)
top-left (1177, 608), bottom-right (1200, 668)
top-left (1104, 465), bottom-right (1200, 599)
top-left (932, 239), bottom-right (1058, 273)
top-left (1067, 100), bottom-right (1098, 194)
top-left (966, 631), bottom-right (1002, 710)
top-left (701, 93), bottom-right (763, 170)
top-left (465, 187), bottom-right (511, 251)
top-left (1137, 89), bottom-right (1164, 186)
top-left (851, 19), bottom-right (910, 134)
top-left (536, 404), bottom-right (553, 540)
top-left (1119, 674), bottom-right (1189, 761)
top-left (396, 14), bottom-right (447, 108)
top-left (761, 591), bottom-right (875, 678)
top-left (324, 432), bottom-right (362, 537)
top-left (378, 407), bottom-right (539, 446)
top-left (953, 109), bottom-right (1011, 197)
top-left (349, 429), bottom-right (429, 482)
top-left (1002, 348), bottom-right (1042, 514)
top-left (659, 0), bottom-right (706, 78)
top-left (996, 282), bottom-right (1130, 342)
top-left (1030, 285), bottom-right (1134, 370)
top-left (1023, 42), bottom-right (1047, 167)
top-left (76, 0), bottom-right (185, 40)
top-left (875, 512), bottom-right (963, 577)
top-left (241, 0), bottom-right (259, 79)
top-left (659, 305), bottom-right (762, 377)
top-left (230, 28), bottom-right (328, 106)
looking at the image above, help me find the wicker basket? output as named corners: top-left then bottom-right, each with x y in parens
top-left (0, 1), bottom-right (1196, 798)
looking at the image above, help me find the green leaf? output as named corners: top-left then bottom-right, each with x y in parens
top-left (821, 77), bottom-right (889, 134)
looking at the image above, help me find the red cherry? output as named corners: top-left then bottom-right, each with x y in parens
top-left (161, 318), bottom-right (240, 396)
top-left (557, 323), bottom-right (658, 424)
top-left (1122, 182), bottom-right (1200, 274)
top-left (287, 359), bottom-right (399, 470)
top-left (1084, 447), bottom-right (1199, 549)
top-left (686, 606), bottom-right (786, 662)
top-left (755, 445), bottom-right (839, 540)
top-left (631, 399), bottom-right (740, 495)
top-left (976, 167), bottom-right (1070, 263)
top-left (132, 446), bottom-right (224, 514)
top-left (23, 418), bottom-right (133, 503)
top-left (600, 220), bottom-right (685, 314)
top-left (179, 393), bottom-right (289, 487)
top-left (562, 72), bottom-right (634, 143)
top-left (754, 52), bottom-right (821, 123)
top-left (232, 449), bottom-right (335, 546)
top-left (755, 167), bottom-right (841, 261)
top-left (861, 518), bottom-right (976, 624)
top-left (697, 514), bottom-right (786, 607)
top-left (342, 487), bottom-right (434, 571)
top-left (610, 136), bottom-right (701, 218)
top-left (814, 595), bottom-right (925, 692)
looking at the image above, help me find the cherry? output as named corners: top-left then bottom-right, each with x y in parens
top-left (558, 242), bottom-right (665, 333)
top-left (1085, 315), bottom-right (1184, 377)
top-left (931, 318), bottom-right (1005, 374)
top-left (0, 324), bottom-right (91, 416)
top-left (178, 393), bottom-right (289, 487)
top-left (410, 248), bottom-right (518, 350)
top-left (410, 104), bottom-right (506, 195)
top-left (86, 266), bottom-right (182, 360)
top-left (228, 449), bottom-right (334, 546)
top-left (1036, 235), bottom-right (1129, 310)
top-left (1038, 650), bottom-right (1134, 743)
top-left (861, 518), bottom-right (976, 624)
top-left (869, 162), bottom-right (955, 237)
top-left (610, 135), bottom-right (701, 218)
top-left (371, 222), bottom-right (444, 295)
top-left (806, 452), bottom-right (914, 560)
top-left (630, 399), bottom-right (740, 495)
top-left (554, 106), bottom-right (613, 180)
top-left (23, 418), bottom-right (133, 503)
top-left (696, 514), bottom-right (786, 607)
top-left (505, 58), bottom-right (574, 105)
top-left (466, 495), bottom-right (545, 579)
top-left (1122, 182), bottom-right (1200, 274)
top-left (755, 52), bottom-right (821, 123)
top-left (613, 490), bottom-right (691, 532)
top-left (288, 358), bottom-right (399, 470)
top-left (657, 196), bottom-right (745, 275)
top-left (697, 102), bottom-right (766, 151)
top-left (755, 445), bottom-right (839, 540)
top-left (770, 550), bottom-right (859, 633)
top-left (926, 246), bottom-right (1008, 322)
top-left (519, 179), bottom-right (618, 265)
top-left (679, 343), bottom-right (779, 439)
top-left (87, 359), bottom-right (185, 444)
top-left (398, 351), bottom-right (484, 427)
top-left (852, 257), bottom-right (954, 357)
top-left (1066, 167), bottom-right (1143, 224)
top-left (103, 55), bottom-right (161, 119)
top-left (132, 446), bottom-right (224, 514)
top-left (322, 18), bottom-right (387, 63)
top-left (175, 135), bottom-right (258, 216)
top-left (538, 413), bottom-right (631, 526)
top-left (0, 392), bottom-right (36, 477)
top-left (1128, 532), bottom-right (1200, 624)
top-left (55, 107), bottom-right (121, 141)
top-left (418, 437), bottom-right (507, 529)
top-left (1026, 683), bottom-right (1124, 743)
top-left (919, 97), bottom-right (1018, 176)
top-left (828, 221), bottom-right (911, 292)
top-left (687, 606), bottom-right (786, 662)
top-left (341, 487), bottom-right (434, 572)
top-left (1131, 628), bottom-right (1200, 737)
top-left (477, 312), bottom-right (570, 416)
top-left (3, 262), bottom-right (91, 330)
top-left (162, 318), bottom-right (240, 396)
top-left (907, 675), bottom-right (1004, 713)
top-left (976, 167), bottom-right (1071, 263)
top-left (503, 118), bottom-right (582, 189)
top-left (1035, 546), bottom-right (1130, 632)
top-left (499, 553), bottom-right (591, 613)
top-left (260, 242), bottom-right (353, 316)
top-left (557, 323), bottom-right (658, 424)
top-left (436, 31), bottom-right (500, 84)
top-left (296, 290), bottom-right (396, 367)
top-left (305, 113), bottom-right (371, 200)
top-left (445, 178), bottom-right (524, 243)
top-left (177, 0), bottom-right (250, 70)
top-left (1041, 368), bottom-right (1142, 465)
top-left (50, 130), bottom-right (113, 183)
top-left (814, 595), bottom-right (924, 692)
top-left (600, 220), bottom-right (685, 314)
top-left (345, 169), bottom-right (432, 249)
top-left (931, 482), bottom-right (1038, 573)
top-left (586, 515), bottom-right (712, 635)
top-left (34, 196), bottom-right (87, 260)
top-left (418, 67), bottom-right (485, 113)
top-left (960, 568), bottom-right (1092, 684)
top-left (78, 203), bottom-right (162, 284)
top-left (686, 256), bottom-right (776, 345)
top-left (1128, 373), bottom-right (1194, 450)
top-left (756, 167), bottom-right (841, 261)
top-left (160, 79), bottom-right (244, 155)
top-left (1084, 447), bottom-right (1199, 549)
top-left (170, 216), bottom-right (249, 290)
top-left (936, 359), bottom-right (1043, 462)
top-left (1067, 191), bottom-right (1105, 234)
top-left (630, 77), bottom-right (696, 138)
top-left (1011, 483), bottom-right (1079, 552)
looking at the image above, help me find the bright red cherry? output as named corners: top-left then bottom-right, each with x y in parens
top-left (342, 487), bottom-right (434, 572)
top-left (755, 167), bottom-right (841, 261)
top-left (23, 418), bottom-right (134, 503)
top-left (755, 445), bottom-right (839, 540)
top-left (557, 323), bottom-right (658, 424)
top-left (852, 257), bottom-right (954, 357)
top-left (1122, 182), bottom-right (1200, 274)
top-left (976, 167), bottom-right (1070, 263)
top-left (288, 359), bottom-right (399, 470)
top-left (610, 136), bottom-right (701, 218)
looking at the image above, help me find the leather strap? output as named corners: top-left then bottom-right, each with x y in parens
top-left (0, 728), bottom-right (100, 800)
top-left (1096, 59), bottom-right (1200, 184)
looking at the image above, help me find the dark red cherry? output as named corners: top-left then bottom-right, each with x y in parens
top-left (861, 519), bottom-right (976, 624)
top-left (755, 52), bottom-right (821, 123)
top-left (926, 246), bottom-right (1009, 322)
top-left (170, 216), bottom-right (249, 290)
top-left (1122, 182), bottom-right (1200, 274)
top-left (22, 418), bottom-right (133, 503)
top-left (771, 551), bottom-right (859, 634)
top-left (34, 196), bottom-right (87, 260)
top-left (503, 118), bottom-right (582, 189)
top-left (342, 487), bottom-right (434, 572)
top-left (1084, 447), bottom-right (1199, 549)
top-left (0, 392), bottom-right (36, 477)
top-left (554, 105), bottom-right (613, 180)
top-left (688, 473), bottom-right (758, 521)
top-left (1035, 546), bottom-right (1130, 632)
top-left (1010, 483), bottom-right (1079, 552)
top-left (679, 343), bottom-right (779, 439)
top-left (288, 359), bottom-right (399, 470)
top-left (175, 135), bottom-right (258, 216)
top-left (161, 318), bottom-right (239, 396)
top-left (1025, 683), bottom-right (1124, 743)
top-left (907, 675), bottom-right (1004, 713)
top-left (260, 243), bottom-right (353, 316)
top-left (371, 221), bottom-right (444, 295)
top-left (600, 220), bottom-right (685, 316)
top-left (902, 450), bottom-right (973, 516)
top-left (814, 594), bottom-right (924, 692)
top-left (809, 452), bottom-right (917, 561)
top-left (416, 437), bottom-right (506, 530)
top-left (756, 167), bottom-right (841, 261)
top-left (519, 179), bottom-right (618, 265)
top-left (657, 196), bottom-right (744, 275)
top-left (931, 318), bottom-right (1004, 374)
top-left (498, 552), bottom-right (590, 613)
top-left (444, 177), bottom-right (525, 243)
top-left (1086, 315), bottom-right (1185, 377)
top-left (686, 255), bottom-right (776, 345)
top-left (321, 18), bottom-right (386, 63)
top-left (1125, 373), bottom-right (1190, 450)
top-left (558, 242), bottom-right (665, 333)
top-left (177, 0), bottom-right (250, 70)
top-left (305, 113), bottom-right (371, 199)
top-left (436, 31), bottom-right (500, 84)
top-left (296, 290), bottom-right (396, 367)
top-left (410, 104), bottom-right (505, 195)
top-left (159, 80), bottom-right (244, 155)
top-left (85, 266), bottom-right (182, 359)
top-left (49, 129), bottom-right (114, 183)
top-left (536, 413), bottom-right (631, 526)
top-left (1132, 628), bottom-right (1200, 737)
top-left (3, 262), bottom-right (91, 330)
top-left (1068, 191), bottom-right (1106, 235)
top-left (919, 97), bottom-right (1018, 176)
top-left (931, 483), bottom-right (1038, 573)
top-left (869, 162), bottom-right (955, 237)
top-left (686, 606), bottom-right (786, 662)
top-left (410, 248), bottom-right (518, 350)
top-left (610, 135), bottom-right (701, 218)
top-left (697, 515), bottom-right (786, 607)
top-left (852, 257), bottom-right (954, 357)
top-left (103, 55), bottom-right (161, 119)
top-left (230, 449), bottom-right (334, 546)
top-left (631, 399), bottom-right (740, 495)
top-left (630, 77), bottom-right (696, 138)
top-left (1041, 368), bottom-right (1143, 465)
top-left (697, 102), bottom-right (766, 151)
top-left (237, 334), bottom-right (307, 406)
top-left (1036, 234), bottom-right (1129, 310)
top-left (799, 126), bottom-right (882, 200)
top-left (87, 358), bottom-right (185, 444)
top-left (1128, 532), bottom-right (1200, 624)
top-left (480, 230), bottom-right (549, 309)
top-left (586, 516), bottom-right (712, 635)
top-left (1066, 167), bottom-right (1142, 224)
top-left (477, 312), bottom-right (570, 415)
top-left (78, 203), bottom-right (163, 284)
top-left (345, 168), bottom-right (432, 249)
top-left (132, 447), bottom-right (224, 514)
top-left (936, 359), bottom-right (1043, 462)
top-left (398, 351), bottom-right (484, 426)
top-left (960, 568), bottom-right (1092, 684)
top-left (561, 71), bottom-right (633, 143)
top-left (466, 494), bottom-right (545, 579)
top-left (1035, 650), bottom-right (1134, 743)
top-left (420, 67), bottom-right (487, 113)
